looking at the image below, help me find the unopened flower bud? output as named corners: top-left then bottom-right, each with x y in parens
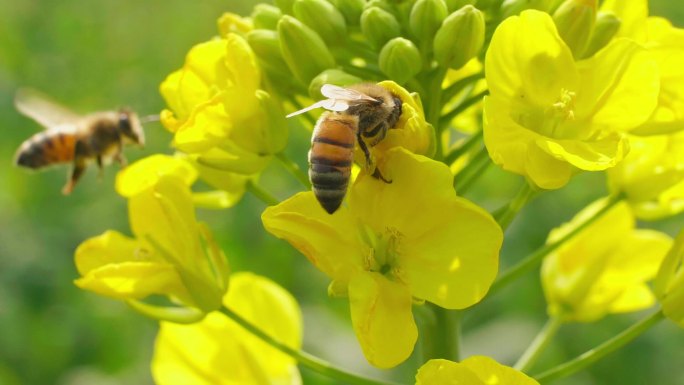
top-left (379, 37), bottom-right (423, 84)
top-left (252, 4), bottom-right (283, 30)
top-left (361, 7), bottom-right (402, 48)
top-left (309, 69), bottom-right (363, 99)
top-left (553, 0), bottom-right (597, 57)
top-left (433, 5), bottom-right (484, 69)
top-left (246, 29), bottom-right (289, 75)
top-left (409, 0), bottom-right (448, 46)
top-left (331, 0), bottom-right (366, 25)
top-left (278, 15), bottom-right (336, 84)
top-left (293, 0), bottom-right (347, 44)
top-left (256, 90), bottom-right (289, 155)
top-left (581, 11), bottom-right (620, 58)
top-left (500, 0), bottom-right (554, 18)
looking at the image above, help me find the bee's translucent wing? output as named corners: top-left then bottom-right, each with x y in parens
top-left (286, 84), bottom-right (377, 118)
top-left (286, 99), bottom-right (350, 118)
top-left (15, 88), bottom-right (81, 129)
top-left (320, 84), bottom-right (376, 102)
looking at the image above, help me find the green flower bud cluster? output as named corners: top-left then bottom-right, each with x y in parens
top-left (237, 0), bottom-right (488, 94)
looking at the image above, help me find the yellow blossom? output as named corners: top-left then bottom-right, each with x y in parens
top-left (74, 167), bottom-right (230, 323)
top-left (601, 1), bottom-right (684, 135)
top-left (160, 32), bottom-right (287, 204)
top-left (262, 148), bottom-right (502, 368)
top-left (415, 356), bottom-right (539, 385)
top-left (607, 132), bottom-right (684, 220)
top-left (655, 229), bottom-right (684, 328)
top-left (633, 18), bottom-right (684, 135)
top-left (153, 272), bottom-right (302, 385)
top-left (483, 10), bottom-right (659, 189)
top-left (542, 199), bottom-right (672, 322)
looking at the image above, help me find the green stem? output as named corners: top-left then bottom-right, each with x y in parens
top-left (444, 130), bottom-right (483, 165)
top-left (488, 194), bottom-right (624, 296)
top-left (431, 306), bottom-right (461, 361)
top-left (219, 306), bottom-right (401, 385)
top-left (426, 67), bottom-right (448, 161)
top-left (439, 89), bottom-right (489, 128)
top-left (494, 182), bottom-right (538, 232)
top-left (441, 73), bottom-right (485, 104)
top-left (515, 317), bottom-right (563, 373)
top-left (453, 146), bottom-right (490, 194)
top-left (276, 152), bottom-right (311, 189)
top-left (246, 180), bottom-right (279, 206)
top-left (533, 310), bottom-right (665, 383)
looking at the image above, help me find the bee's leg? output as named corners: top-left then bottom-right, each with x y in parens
top-left (358, 130), bottom-right (392, 184)
top-left (115, 153), bottom-right (127, 167)
top-left (115, 140), bottom-right (127, 167)
top-left (96, 156), bottom-right (104, 179)
top-left (372, 168), bottom-right (392, 184)
top-left (363, 121), bottom-right (389, 147)
top-left (357, 131), bottom-right (372, 168)
top-left (62, 143), bottom-right (88, 195)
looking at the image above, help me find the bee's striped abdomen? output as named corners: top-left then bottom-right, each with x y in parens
top-left (15, 131), bottom-right (76, 169)
top-left (309, 115), bottom-right (356, 214)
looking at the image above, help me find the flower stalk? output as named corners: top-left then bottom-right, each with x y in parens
top-left (219, 306), bottom-right (403, 385)
top-left (489, 193), bottom-right (625, 295)
top-left (533, 310), bottom-right (665, 383)
top-left (515, 317), bottom-right (564, 373)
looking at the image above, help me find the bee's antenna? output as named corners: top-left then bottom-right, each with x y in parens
top-left (140, 114), bottom-right (160, 124)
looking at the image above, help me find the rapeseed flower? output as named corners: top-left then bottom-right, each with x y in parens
top-left (262, 148), bottom-right (502, 368)
top-left (607, 132), bottom-right (684, 220)
top-left (74, 158), bottom-right (230, 323)
top-left (415, 356), bottom-right (539, 385)
top-left (601, 1), bottom-right (684, 135)
top-left (542, 199), bottom-right (672, 322)
top-left (153, 272), bottom-right (302, 385)
top-left (160, 32), bottom-right (287, 202)
top-left (484, 10), bottom-right (658, 189)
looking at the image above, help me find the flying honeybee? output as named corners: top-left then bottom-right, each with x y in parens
top-left (287, 84), bottom-right (402, 214)
top-left (14, 89), bottom-right (146, 194)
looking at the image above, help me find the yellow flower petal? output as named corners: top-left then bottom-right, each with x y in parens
top-left (485, 10), bottom-right (578, 105)
top-left (152, 272), bottom-right (302, 385)
top-left (173, 93), bottom-right (233, 154)
top-left (115, 155), bottom-right (197, 198)
top-left (74, 230), bottom-right (149, 274)
top-left (348, 271), bottom-right (417, 369)
top-left (416, 356), bottom-right (540, 385)
top-left (415, 359), bottom-right (483, 385)
top-left (160, 39), bottom-right (227, 121)
top-left (484, 96), bottom-right (573, 189)
top-left (575, 39), bottom-right (659, 132)
top-left (350, 149), bottom-right (501, 309)
top-left (75, 261), bottom-right (184, 301)
top-left (535, 131), bottom-right (628, 171)
top-left (221, 33), bottom-right (261, 124)
top-left (262, 192), bottom-right (366, 284)
top-left (543, 200), bottom-right (672, 322)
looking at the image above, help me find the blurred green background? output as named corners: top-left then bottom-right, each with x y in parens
top-left (0, 1), bottom-right (683, 384)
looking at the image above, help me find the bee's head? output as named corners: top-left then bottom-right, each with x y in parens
top-left (118, 108), bottom-right (145, 147)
